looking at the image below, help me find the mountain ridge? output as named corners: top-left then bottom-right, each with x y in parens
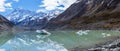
top-left (6, 9), bottom-right (62, 29)
top-left (0, 15), bottom-right (14, 31)
top-left (44, 0), bottom-right (120, 30)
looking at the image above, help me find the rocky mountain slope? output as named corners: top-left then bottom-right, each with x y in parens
top-left (6, 9), bottom-right (62, 29)
top-left (0, 15), bottom-right (14, 31)
top-left (44, 0), bottom-right (120, 30)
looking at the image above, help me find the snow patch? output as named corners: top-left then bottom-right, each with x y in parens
top-left (74, 0), bottom-right (81, 3)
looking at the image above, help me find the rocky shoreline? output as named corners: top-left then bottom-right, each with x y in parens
top-left (72, 36), bottom-right (120, 51)
top-left (88, 38), bottom-right (120, 51)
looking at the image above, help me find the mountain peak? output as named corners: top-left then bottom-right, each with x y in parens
top-left (6, 9), bottom-right (62, 29)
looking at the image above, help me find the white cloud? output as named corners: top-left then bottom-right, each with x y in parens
top-left (39, 0), bottom-right (77, 10)
top-left (13, 0), bottom-right (19, 2)
top-left (57, 0), bottom-right (77, 10)
top-left (0, 0), bottom-right (6, 12)
top-left (0, 0), bottom-right (12, 12)
top-left (4, 3), bottom-right (12, 8)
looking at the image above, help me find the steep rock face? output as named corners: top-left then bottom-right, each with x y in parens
top-left (45, 0), bottom-right (120, 30)
top-left (0, 15), bottom-right (14, 30)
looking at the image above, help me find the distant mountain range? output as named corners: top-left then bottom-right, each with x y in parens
top-left (6, 8), bottom-right (63, 29)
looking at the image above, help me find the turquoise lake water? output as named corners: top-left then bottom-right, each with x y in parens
top-left (0, 30), bottom-right (120, 51)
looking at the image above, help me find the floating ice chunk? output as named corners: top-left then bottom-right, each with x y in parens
top-left (0, 49), bottom-right (6, 51)
top-left (36, 30), bottom-right (42, 33)
top-left (36, 29), bottom-right (51, 35)
top-left (42, 29), bottom-right (51, 35)
top-left (101, 33), bottom-right (111, 38)
top-left (102, 33), bottom-right (106, 37)
top-left (76, 30), bottom-right (90, 36)
top-left (102, 33), bottom-right (106, 35)
top-left (106, 34), bottom-right (111, 37)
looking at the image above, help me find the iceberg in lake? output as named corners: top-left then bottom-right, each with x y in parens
top-left (36, 29), bottom-right (51, 35)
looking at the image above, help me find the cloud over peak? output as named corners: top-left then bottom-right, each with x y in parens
top-left (0, 0), bottom-right (12, 12)
top-left (39, 0), bottom-right (77, 10)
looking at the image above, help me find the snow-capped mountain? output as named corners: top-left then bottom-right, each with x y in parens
top-left (6, 8), bottom-right (63, 29)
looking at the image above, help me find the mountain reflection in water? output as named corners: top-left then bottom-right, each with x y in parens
top-left (0, 30), bottom-right (120, 51)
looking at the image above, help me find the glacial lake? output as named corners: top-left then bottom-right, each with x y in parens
top-left (0, 30), bottom-right (120, 51)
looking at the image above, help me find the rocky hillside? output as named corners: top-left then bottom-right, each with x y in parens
top-left (44, 0), bottom-right (120, 30)
top-left (0, 15), bottom-right (14, 31)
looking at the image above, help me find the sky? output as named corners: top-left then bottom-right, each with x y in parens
top-left (0, 0), bottom-right (77, 16)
